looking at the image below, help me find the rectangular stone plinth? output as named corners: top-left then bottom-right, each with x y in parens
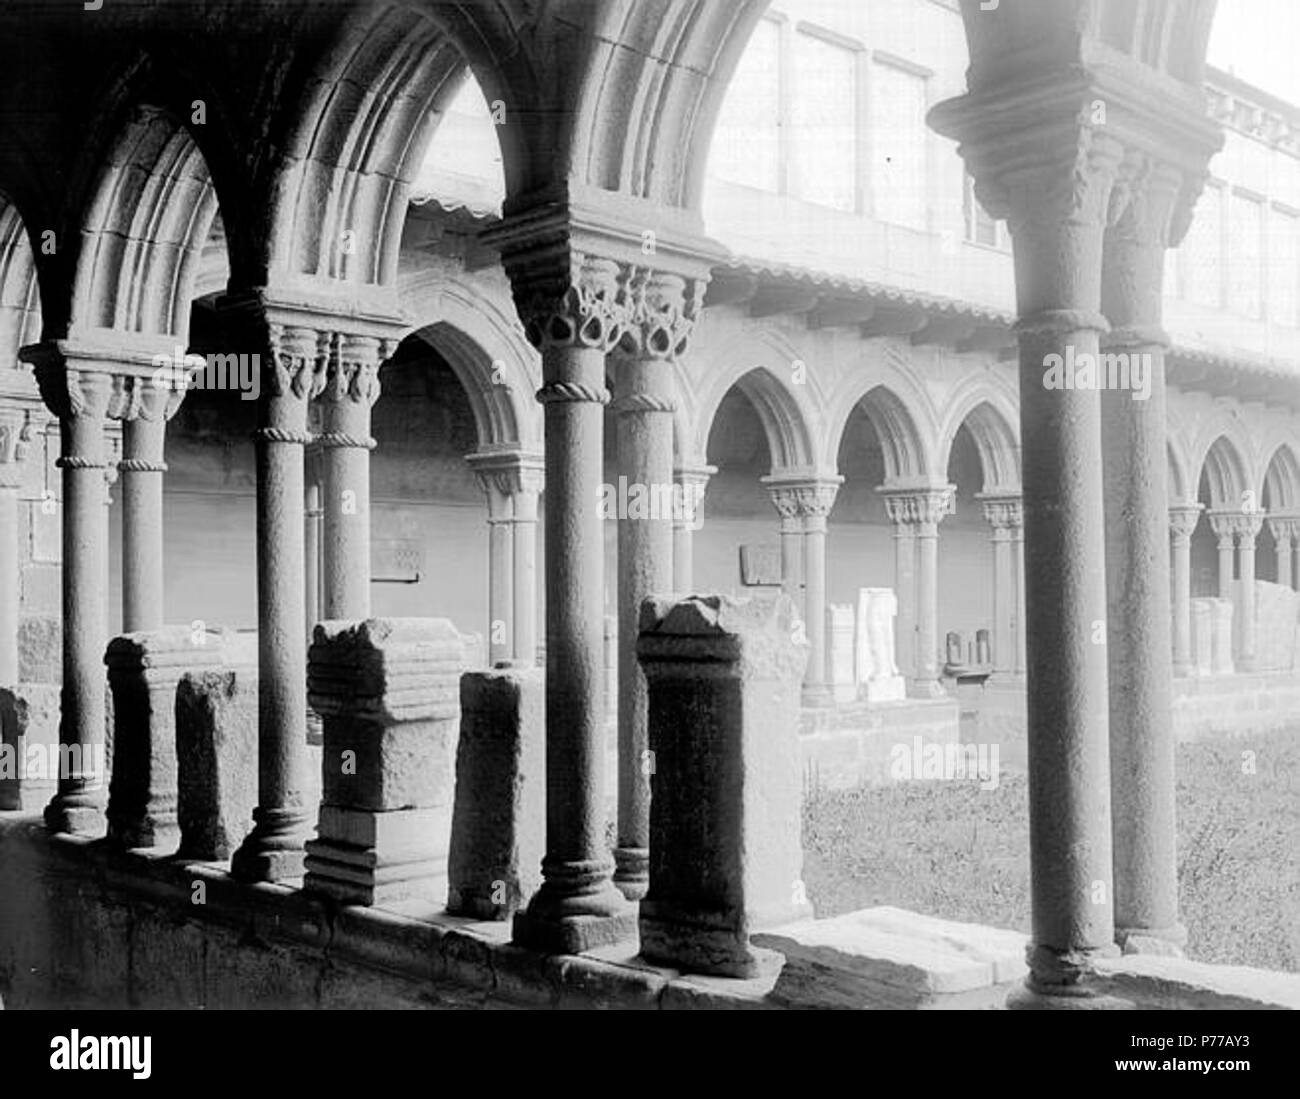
top-left (176, 656), bottom-right (258, 861)
top-left (305, 618), bottom-right (463, 907)
top-left (636, 593), bottom-right (810, 977)
top-left (106, 626), bottom-right (226, 850)
top-left (446, 667), bottom-right (543, 920)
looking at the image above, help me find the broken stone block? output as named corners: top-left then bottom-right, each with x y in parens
top-left (446, 666), bottom-right (544, 920)
top-left (106, 626), bottom-right (226, 850)
top-left (636, 592), bottom-right (811, 978)
top-left (176, 657), bottom-right (258, 861)
top-left (304, 618), bottom-right (463, 906)
top-left (0, 683), bottom-right (60, 811)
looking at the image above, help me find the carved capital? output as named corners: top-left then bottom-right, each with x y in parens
top-left (1168, 502), bottom-right (1204, 543)
top-left (516, 253), bottom-right (632, 353)
top-left (466, 451), bottom-right (546, 518)
top-left (882, 486), bottom-right (956, 530)
top-left (267, 324), bottom-right (330, 403)
top-left (0, 407), bottom-right (35, 489)
top-left (765, 477), bottom-right (841, 523)
top-left (981, 494), bottom-right (1023, 534)
top-left (1107, 154), bottom-right (1191, 249)
top-left (618, 268), bottom-right (705, 362)
top-left (1208, 509), bottom-right (1264, 544)
top-left (321, 333), bottom-right (386, 408)
top-left (1267, 514), bottom-right (1300, 545)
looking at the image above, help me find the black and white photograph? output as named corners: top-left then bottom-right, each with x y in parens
top-left (0, 0), bottom-right (1295, 1075)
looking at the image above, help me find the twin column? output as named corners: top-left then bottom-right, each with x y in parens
top-left (882, 486), bottom-right (954, 698)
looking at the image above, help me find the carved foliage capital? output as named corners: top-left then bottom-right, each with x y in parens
top-left (267, 324), bottom-right (330, 403)
top-left (767, 479), bottom-right (840, 522)
top-left (883, 486), bottom-right (955, 529)
top-left (1168, 502), bottom-right (1204, 542)
top-left (981, 495), bottom-right (1023, 533)
top-left (517, 253), bottom-right (632, 353)
top-left (618, 268), bottom-right (706, 362)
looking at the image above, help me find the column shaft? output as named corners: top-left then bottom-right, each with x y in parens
top-left (991, 529), bottom-right (1013, 675)
top-left (120, 412), bottom-right (168, 633)
top-left (487, 514), bottom-right (513, 665)
top-left (0, 481), bottom-right (18, 685)
top-left (802, 516), bottom-right (829, 703)
top-left (612, 355), bottom-right (675, 900)
top-left (893, 522), bottom-right (916, 680)
top-left (1237, 524), bottom-right (1259, 671)
top-left (232, 327), bottom-right (323, 882)
top-left (512, 486), bottom-right (539, 664)
top-left (914, 519), bottom-right (941, 695)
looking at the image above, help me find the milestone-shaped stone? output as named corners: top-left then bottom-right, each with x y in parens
top-left (636, 592), bottom-right (811, 977)
top-left (446, 666), bottom-right (544, 920)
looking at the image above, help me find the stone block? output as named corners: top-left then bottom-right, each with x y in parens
top-left (446, 666), bottom-right (544, 920)
top-left (755, 906), bottom-right (1028, 1008)
top-left (1249, 580), bottom-right (1299, 672)
top-left (176, 663), bottom-right (258, 861)
top-left (17, 614), bottom-right (59, 683)
top-left (636, 592), bottom-right (811, 977)
top-left (106, 625), bottom-right (226, 850)
top-left (0, 682), bottom-right (60, 810)
top-left (305, 618), bottom-right (463, 906)
top-left (1210, 597), bottom-right (1234, 675)
top-left (1191, 598), bottom-right (1213, 676)
top-left (824, 604), bottom-right (856, 703)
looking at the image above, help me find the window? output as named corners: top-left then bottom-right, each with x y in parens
top-left (1183, 183), bottom-right (1222, 308)
top-left (1267, 207), bottom-right (1299, 327)
top-left (1228, 192), bottom-right (1264, 319)
top-left (963, 173), bottom-right (1001, 247)
top-left (789, 30), bottom-right (858, 212)
top-left (871, 61), bottom-right (928, 230)
top-left (710, 17), bottom-right (781, 193)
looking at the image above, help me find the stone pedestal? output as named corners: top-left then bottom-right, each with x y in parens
top-left (446, 666), bottom-right (544, 920)
top-left (105, 625), bottom-right (224, 850)
top-left (636, 593), bottom-right (811, 977)
top-left (855, 587), bottom-right (906, 703)
top-left (176, 650), bottom-right (259, 861)
top-left (825, 604), bottom-right (856, 704)
top-left (0, 683), bottom-right (61, 811)
top-left (304, 618), bottom-right (463, 906)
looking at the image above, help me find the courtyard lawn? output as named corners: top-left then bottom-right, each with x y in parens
top-left (802, 727), bottom-right (1300, 973)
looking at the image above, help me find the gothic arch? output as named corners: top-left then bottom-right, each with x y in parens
top-left (692, 334), bottom-right (818, 472)
top-left (1167, 435), bottom-right (1193, 504)
top-left (937, 382), bottom-right (1021, 493)
top-left (1197, 433), bottom-right (1252, 510)
top-left (825, 356), bottom-right (937, 482)
top-left (0, 197), bottom-right (42, 357)
top-left (1261, 444), bottom-right (1300, 513)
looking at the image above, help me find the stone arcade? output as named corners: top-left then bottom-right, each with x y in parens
top-left (0, 0), bottom-right (1298, 1011)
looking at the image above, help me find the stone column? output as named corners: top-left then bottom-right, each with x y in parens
top-left (1268, 516), bottom-right (1297, 591)
top-left (113, 377), bottom-right (181, 633)
top-left (1169, 503), bottom-right (1203, 677)
top-left (317, 334), bottom-right (383, 621)
top-left (764, 478), bottom-right (805, 608)
top-left (0, 407), bottom-right (33, 686)
top-left (502, 251), bottom-right (636, 952)
top-left (611, 270), bottom-right (701, 901)
top-left (981, 494), bottom-right (1022, 677)
top-left (1236, 511), bottom-right (1262, 672)
top-left (671, 465), bottom-right (713, 593)
top-left (885, 502), bottom-right (917, 680)
top-left (1011, 522), bottom-right (1026, 675)
top-left (766, 478), bottom-right (841, 705)
top-left (304, 447), bottom-right (323, 642)
top-left (475, 469), bottom-right (514, 667)
top-left (1101, 157), bottom-right (1192, 955)
top-left (883, 487), bottom-right (952, 699)
top-left (934, 99), bottom-right (1127, 999)
top-left (1208, 512), bottom-right (1236, 599)
top-left (232, 324), bottom-right (328, 882)
top-left (29, 355), bottom-right (114, 834)
top-left (510, 462), bottom-right (543, 665)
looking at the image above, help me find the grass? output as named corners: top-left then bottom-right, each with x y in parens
top-left (802, 727), bottom-right (1300, 973)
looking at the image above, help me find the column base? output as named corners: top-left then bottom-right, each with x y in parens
top-left (613, 845), bottom-right (649, 902)
top-left (1117, 923), bottom-right (1187, 957)
top-left (106, 814), bottom-right (180, 852)
top-left (640, 912), bottom-right (784, 979)
top-left (511, 868), bottom-right (637, 954)
top-left (44, 792), bottom-right (105, 837)
top-left (230, 807), bottom-right (310, 883)
top-left (1007, 978), bottom-right (1134, 1010)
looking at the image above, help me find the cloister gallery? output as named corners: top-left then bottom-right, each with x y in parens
top-left (0, 0), bottom-right (1298, 1010)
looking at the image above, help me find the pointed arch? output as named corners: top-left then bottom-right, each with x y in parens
top-left (691, 332), bottom-right (819, 472)
top-left (937, 380), bottom-right (1021, 492)
top-left (1198, 434), bottom-right (1251, 510)
top-left (0, 196), bottom-right (42, 357)
top-left (1262, 444), bottom-right (1300, 513)
top-left (825, 351), bottom-right (937, 481)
